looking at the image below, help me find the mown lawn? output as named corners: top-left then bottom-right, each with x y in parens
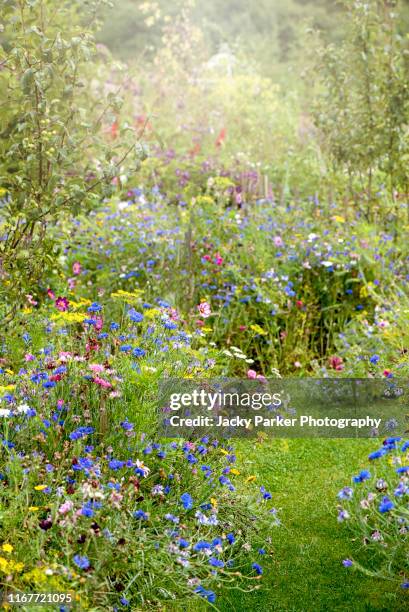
top-left (217, 440), bottom-right (407, 612)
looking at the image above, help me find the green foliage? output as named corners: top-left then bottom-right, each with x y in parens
top-left (0, 0), bottom-right (141, 315)
top-left (312, 0), bottom-right (409, 217)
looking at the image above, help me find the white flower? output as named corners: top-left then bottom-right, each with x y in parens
top-left (16, 403), bottom-right (30, 414)
top-left (0, 408), bottom-right (11, 417)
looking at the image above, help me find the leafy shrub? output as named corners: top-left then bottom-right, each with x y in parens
top-left (0, 0), bottom-right (140, 315)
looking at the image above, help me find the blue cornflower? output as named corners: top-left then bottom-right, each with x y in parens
top-left (379, 496), bottom-right (394, 513)
top-left (180, 492), bottom-right (193, 510)
top-left (133, 510), bottom-right (148, 520)
top-left (352, 470), bottom-right (371, 483)
top-left (88, 302), bottom-right (102, 313)
top-left (132, 347), bottom-right (145, 358)
top-left (209, 557), bottom-right (224, 568)
top-left (193, 541), bottom-right (211, 551)
top-left (369, 354), bottom-right (380, 364)
top-left (128, 308), bottom-right (143, 323)
top-left (368, 449), bottom-right (387, 460)
top-left (73, 555), bottom-right (90, 570)
top-left (252, 562), bottom-right (263, 575)
top-left (108, 459), bottom-right (125, 470)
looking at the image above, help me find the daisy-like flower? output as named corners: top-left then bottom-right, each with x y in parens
top-left (55, 296), bottom-right (69, 312)
top-left (197, 301), bottom-right (211, 318)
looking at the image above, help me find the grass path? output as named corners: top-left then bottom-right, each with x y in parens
top-left (218, 440), bottom-right (407, 612)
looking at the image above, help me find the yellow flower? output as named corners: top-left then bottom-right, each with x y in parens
top-left (250, 324), bottom-right (268, 336)
top-left (50, 312), bottom-right (87, 324)
top-left (245, 475), bottom-right (257, 483)
top-left (110, 289), bottom-right (143, 301)
top-left (144, 308), bottom-right (161, 318)
top-left (230, 468), bottom-right (241, 475)
top-left (28, 506), bottom-right (39, 512)
top-left (332, 215), bottom-right (345, 223)
top-left (0, 385), bottom-right (15, 393)
top-left (34, 485), bottom-right (47, 491)
top-left (2, 543), bottom-right (13, 554)
top-left (210, 497), bottom-right (218, 508)
top-left (0, 557), bottom-right (24, 573)
top-left (219, 449), bottom-right (229, 456)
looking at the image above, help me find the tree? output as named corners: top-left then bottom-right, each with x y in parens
top-left (0, 0), bottom-right (141, 316)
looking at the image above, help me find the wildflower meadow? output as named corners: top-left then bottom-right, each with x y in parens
top-left (0, 1), bottom-right (408, 610)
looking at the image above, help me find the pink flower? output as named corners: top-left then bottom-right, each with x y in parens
top-left (89, 363), bottom-right (105, 373)
top-left (169, 308), bottom-right (180, 321)
top-left (72, 261), bottom-right (82, 275)
top-left (25, 353), bottom-right (35, 362)
top-left (247, 369), bottom-right (257, 379)
top-left (383, 369), bottom-right (392, 378)
top-left (47, 288), bottom-right (55, 300)
top-left (93, 376), bottom-right (112, 389)
top-left (214, 253), bottom-right (223, 266)
top-left (26, 294), bottom-right (38, 306)
top-left (95, 316), bottom-right (103, 331)
top-left (197, 301), bottom-right (211, 318)
top-left (67, 278), bottom-right (76, 290)
top-left (329, 356), bottom-right (344, 371)
top-left (58, 500), bottom-right (74, 515)
top-left (55, 297), bottom-right (69, 312)
top-left (273, 236), bottom-right (283, 247)
top-left (59, 351), bottom-right (72, 362)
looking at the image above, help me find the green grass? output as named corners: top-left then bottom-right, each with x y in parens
top-left (217, 440), bottom-right (407, 612)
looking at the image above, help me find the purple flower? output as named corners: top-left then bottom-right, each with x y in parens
top-left (342, 559), bottom-right (353, 567)
top-left (252, 562), bottom-right (263, 575)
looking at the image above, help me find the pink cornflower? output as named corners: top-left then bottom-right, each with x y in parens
top-left (25, 353), bottom-right (35, 362)
top-left (197, 301), bottom-right (211, 318)
top-left (89, 364), bottom-right (105, 373)
top-left (273, 236), bottom-right (283, 247)
top-left (93, 376), bottom-right (112, 389)
top-left (72, 261), bottom-right (81, 275)
top-left (55, 297), bottom-right (69, 312)
top-left (247, 369), bottom-right (257, 379)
